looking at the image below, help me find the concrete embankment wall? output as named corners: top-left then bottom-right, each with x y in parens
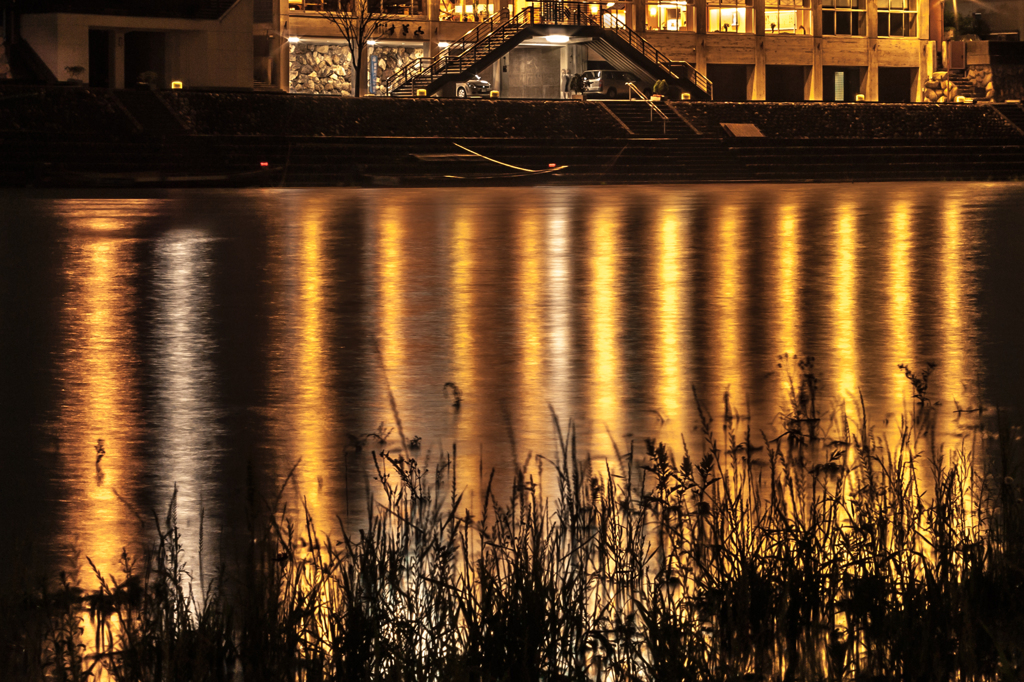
top-left (2, 85), bottom-right (1024, 185)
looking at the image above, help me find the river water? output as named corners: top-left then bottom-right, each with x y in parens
top-left (2, 183), bottom-right (1023, 583)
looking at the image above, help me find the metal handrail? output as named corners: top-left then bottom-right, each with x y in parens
top-left (627, 81), bottom-right (667, 134)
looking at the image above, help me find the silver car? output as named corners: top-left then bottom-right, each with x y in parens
top-left (582, 70), bottom-right (638, 99)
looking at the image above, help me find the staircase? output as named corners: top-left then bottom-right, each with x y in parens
top-left (386, 13), bottom-right (535, 98)
top-left (601, 99), bottom-right (696, 137)
top-left (990, 102), bottom-right (1024, 135)
top-left (945, 70), bottom-right (979, 100)
top-left (383, 1), bottom-right (712, 100)
top-left (111, 90), bottom-right (186, 135)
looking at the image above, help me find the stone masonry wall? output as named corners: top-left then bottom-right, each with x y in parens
top-left (289, 42), bottom-right (423, 96)
top-left (368, 45), bottom-right (423, 96)
top-left (290, 43), bottom-right (356, 95)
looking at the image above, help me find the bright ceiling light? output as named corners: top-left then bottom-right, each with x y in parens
top-left (545, 34), bottom-right (571, 43)
top-left (439, 41), bottom-right (451, 48)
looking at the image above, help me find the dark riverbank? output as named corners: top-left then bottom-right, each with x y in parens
top-left (3, 84), bottom-right (1024, 185)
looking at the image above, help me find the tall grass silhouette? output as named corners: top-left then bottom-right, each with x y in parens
top-left (3, 366), bottom-right (1023, 681)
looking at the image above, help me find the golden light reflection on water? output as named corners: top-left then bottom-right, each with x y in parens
top-left (52, 200), bottom-right (154, 584)
top-left (267, 193), bottom-right (339, 533)
top-left (936, 187), bottom-right (982, 428)
top-left (886, 199), bottom-right (915, 417)
top-left (449, 204), bottom-right (478, 463)
top-left (583, 197), bottom-right (624, 463)
top-left (831, 202), bottom-right (860, 403)
top-left (30, 186), bottom-right (1009, 570)
top-left (513, 201), bottom-right (549, 455)
top-left (707, 201), bottom-right (746, 417)
top-left (653, 202), bottom-right (687, 437)
top-left (770, 199), bottom-right (801, 413)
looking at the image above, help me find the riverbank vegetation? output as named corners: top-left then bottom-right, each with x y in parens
top-left (3, 365), bottom-right (1023, 681)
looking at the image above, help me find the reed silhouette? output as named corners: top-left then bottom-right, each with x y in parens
top-left (3, 367), bottom-right (1023, 681)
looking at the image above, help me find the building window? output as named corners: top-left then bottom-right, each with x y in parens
top-left (708, 0), bottom-right (753, 33)
top-left (647, 1), bottom-right (694, 31)
top-left (877, 0), bottom-right (916, 37)
top-left (821, 0), bottom-right (865, 35)
top-left (765, 0), bottom-right (809, 34)
top-left (290, 0), bottom-right (425, 14)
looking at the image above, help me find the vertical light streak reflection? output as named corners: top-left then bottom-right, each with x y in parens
top-left (585, 199), bottom-right (623, 463)
top-left (887, 200), bottom-right (914, 416)
top-left (832, 203), bottom-right (860, 403)
top-left (707, 202), bottom-right (744, 417)
top-left (938, 189), bottom-right (981, 530)
top-left (152, 229), bottom-right (220, 589)
top-left (267, 195), bottom-right (338, 535)
top-left (545, 199), bottom-right (573, 429)
top-left (53, 200), bottom-right (150, 585)
top-left (775, 200), bottom-right (800, 359)
top-left (653, 203), bottom-right (686, 432)
top-left (375, 201), bottom-right (407, 424)
top-left (513, 201), bottom-right (548, 454)
top-left (939, 192), bottom-right (971, 423)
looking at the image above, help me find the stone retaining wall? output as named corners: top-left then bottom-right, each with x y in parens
top-left (923, 71), bottom-right (959, 103)
top-left (966, 66), bottom-right (996, 101)
top-left (924, 67), bottom-right (995, 102)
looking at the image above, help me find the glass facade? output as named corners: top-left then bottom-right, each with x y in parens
top-left (647, 1), bottom-right (694, 31)
top-left (708, 0), bottom-right (753, 33)
top-left (878, 0), bottom-right (916, 37)
top-left (765, 0), bottom-right (810, 34)
top-left (821, 0), bottom-right (866, 35)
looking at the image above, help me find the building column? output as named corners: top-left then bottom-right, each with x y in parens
top-left (914, 40), bottom-right (933, 101)
top-left (428, 0), bottom-right (440, 57)
top-left (112, 30), bottom-right (125, 89)
top-left (805, 0), bottom-right (822, 99)
top-left (750, 0), bottom-right (765, 100)
top-left (863, 40), bottom-right (878, 100)
top-left (275, 0), bottom-right (289, 91)
top-left (864, 0), bottom-right (880, 99)
top-left (694, 0), bottom-right (707, 35)
top-left (750, 37), bottom-right (766, 99)
top-left (694, 0), bottom-right (708, 80)
top-left (805, 38), bottom-right (822, 100)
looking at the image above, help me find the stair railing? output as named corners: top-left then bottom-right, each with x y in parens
top-left (627, 81), bottom-right (667, 135)
top-left (383, 7), bottom-right (535, 94)
top-left (382, 0), bottom-right (712, 98)
top-left (581, 10), bottom-right (712, 99)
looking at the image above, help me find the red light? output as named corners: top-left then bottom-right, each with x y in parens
top-left (548, 163), bottom-right (556, 168)
top-left (260, 162), bottom-right (269, 167)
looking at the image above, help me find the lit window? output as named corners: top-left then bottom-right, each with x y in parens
top-left (764, 0), bottom-right (809, 34)
top-left (877, 0), bottom-right (916, 37)
top-left (647, 1), bottom-right (694, 31)
top-left (821, 0), bottom-right (866, 36)
top-left (708, 0), bottom-right (753, 33)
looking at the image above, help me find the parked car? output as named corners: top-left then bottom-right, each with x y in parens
top-left (582, 70), bottom-right (639, 98)
top-left (455, 75), bottom-right (491, 97)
